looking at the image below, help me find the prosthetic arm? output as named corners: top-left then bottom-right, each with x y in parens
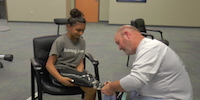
top-left (52, 68), bottom-right (104, 90)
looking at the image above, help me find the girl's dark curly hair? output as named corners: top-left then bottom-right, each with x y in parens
top-left (68, 8), bottom-right (86, 26)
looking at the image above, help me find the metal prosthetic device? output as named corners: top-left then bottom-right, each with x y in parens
top-left (52, 68), bottom-right (104, 90)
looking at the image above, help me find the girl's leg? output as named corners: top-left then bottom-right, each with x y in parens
top-left (80, 86), bottom-right (96, 100)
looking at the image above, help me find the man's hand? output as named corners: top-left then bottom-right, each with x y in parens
top-left (101, 81), bottom-right (115, 96)
top-left (58, 76), bottom-right (77, 87)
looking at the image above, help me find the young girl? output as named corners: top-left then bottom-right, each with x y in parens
top-left (46, 8), bottom-right (96, 100)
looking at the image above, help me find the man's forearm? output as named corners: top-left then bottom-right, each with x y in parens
top-left (110, 80), bottom-right (126, 92)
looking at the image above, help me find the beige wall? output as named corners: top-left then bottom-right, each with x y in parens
top-left (99, 0), bottom-right (109, 21)
top-left (70, 0), bottom-right (74, 9)
top-left (6, 0), bottom-right (109, 22)
top-left (108, 0), bottom-right (200, 27)
top-left (6, 0), bottom-right (66, 22)
top-left (6, 0), bottom-right (200, 27)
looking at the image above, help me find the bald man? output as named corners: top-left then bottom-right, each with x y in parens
top-left (101, 25), bottom-right (193, 100)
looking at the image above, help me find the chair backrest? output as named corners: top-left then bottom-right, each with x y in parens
top-left (33, 35), bottom-right (60, 72)
top-left (54, 18), bottom-right (68, 35)
top-left (54, 18), bottom-right (68, 25)
top-left (131, 18), bottom-right (147, 33)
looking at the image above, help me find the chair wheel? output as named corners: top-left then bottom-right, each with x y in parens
top-left (4, 54), bottom-right (13, 61)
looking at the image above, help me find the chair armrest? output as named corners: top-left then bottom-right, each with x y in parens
top-left (146, 28), bottom-right (162, 34)
top-left (30, 57), bottom-right (42, 71)
top-left (141, 33), bottom-right (154, 39)
top-left (85, 53), bottom-right (99, 66)
top-left (85, 53), bottom-right (100, 81)
top-left (146, 28), bottom-right (163, 39)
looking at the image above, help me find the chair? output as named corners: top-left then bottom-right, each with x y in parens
top-left (126, 18), bottom-right (169, 66)
top-left (30, 35), bottom-right (102, 100)
top-left (131, 18), bottom-right (169, 46)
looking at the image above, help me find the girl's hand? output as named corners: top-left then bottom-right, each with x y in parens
top-left (58, 76), bottom-right (77, 87)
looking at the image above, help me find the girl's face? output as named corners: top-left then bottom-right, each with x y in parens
top-left (67, 22), bottom-right (86, 42)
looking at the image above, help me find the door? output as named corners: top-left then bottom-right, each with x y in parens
top-left (75, 0), bottom-right (99, 22)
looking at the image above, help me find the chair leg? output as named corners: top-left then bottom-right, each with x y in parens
top-left (35, 72), bottom-right (43, 100)
top-left (97, 90), bottom-right (102, 100)
top-left (31, 66), bottom-right (35, 100)
top-left (81, 93), bottom-right (85, 99)
top-left (57, 25), bottom-right (60, 35)
top-left (126, 55), bottom-right (130, 67)
top-left (38, 90), bottom-right (43, 100)
top-left (116, 92), bottom-right (124, 100)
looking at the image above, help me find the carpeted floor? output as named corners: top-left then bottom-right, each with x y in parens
top-left (0, 19), bottom-right (200, 100)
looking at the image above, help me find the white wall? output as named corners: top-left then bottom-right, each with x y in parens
top-left (109, 0), bottom-right (200, 27)
top-left (6, 0), bottom-right (66, 22)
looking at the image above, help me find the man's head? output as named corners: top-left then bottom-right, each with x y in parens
top-left (114, 25), bottom-right (144, 55)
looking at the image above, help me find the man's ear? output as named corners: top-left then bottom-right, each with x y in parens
top-left (124, 31), bottom-right (131, 39)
